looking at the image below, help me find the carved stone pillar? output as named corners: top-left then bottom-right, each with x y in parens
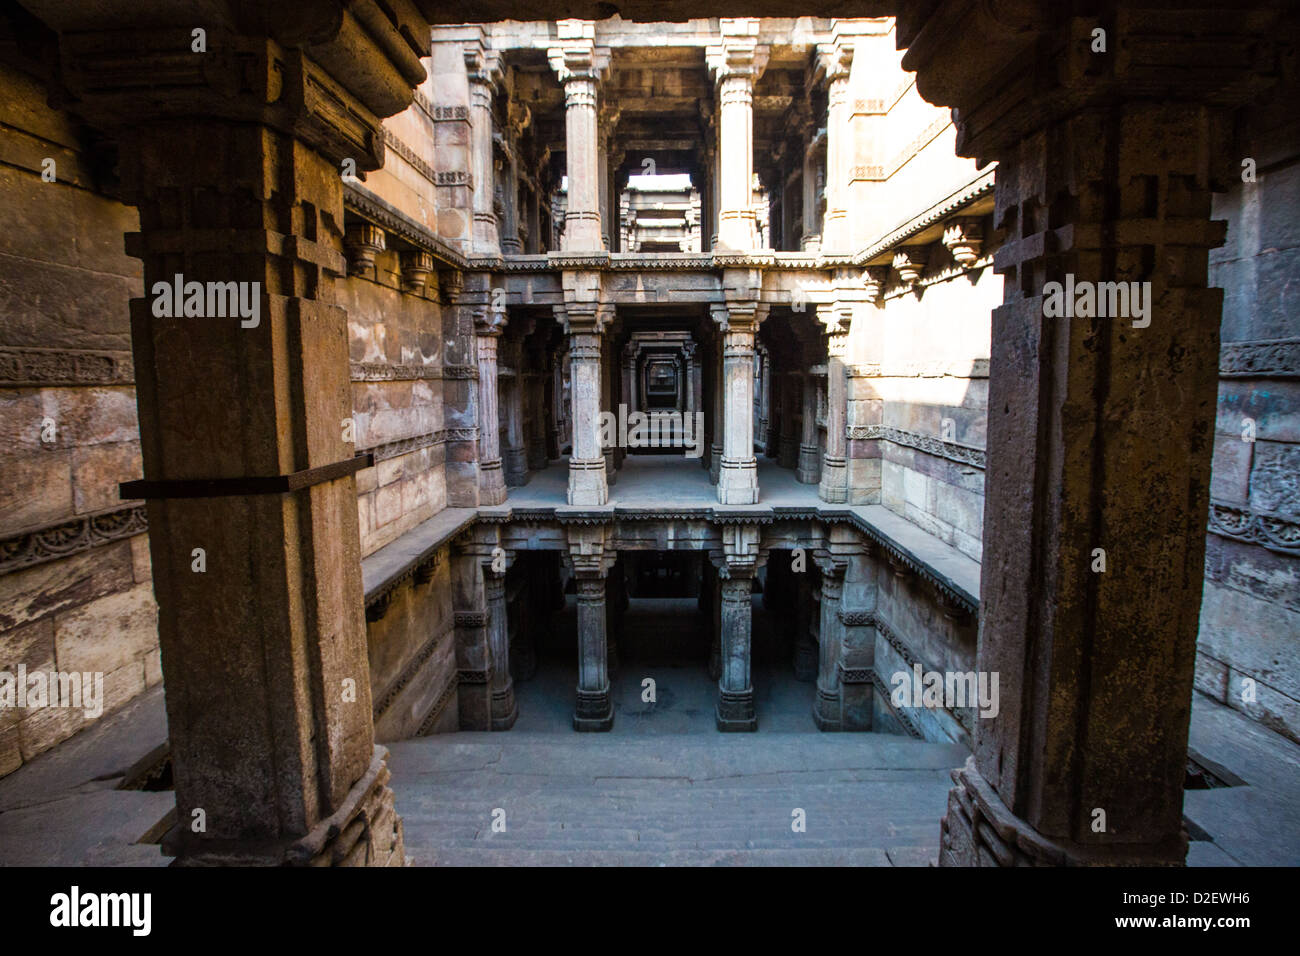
top-left (623, 342), bottom-right (638, 415)
top-left (818, 305), bottom-right (849, 503)
top-left (707, 22), bottom-right (768, 251)
top-left (475, 302), bottom-right (509, 506)
top-left (501, 348), bottom-right (528, 487)
top-left (559, 293), bottom-right (611, 506)
top-left (715, 282), bottom-right (767, 505)
top-left (484, 563), bottom-right (518, 730)
top-left (466, 41), bottom-right (501, 253)
top-left (526, 364), bottom-right (549, 472)
top-left (439, 269), bottom-right (481, 507)
top-left (797, 371), bottom-right (820, 484)
top-left (813, 554), bottom-right (846, 730)
top-left (817, 40), bottom-right (854, 250)
top-left (51, 13), bottom-right (427, 866)
top-left (550, 23), bottom-right (608, 251)
top-left (548, 344), bottom-right (565, 459)
top-left (715, 524), bottom-right (762, 731)
top-left (893, 2), bottom-right (1289, 866)
top-left (793, 566), bottom-right (818, 682)
top-left (709, 325), bottom-right (725, 483)
top-left (779, 371), bottom-right (800, 468)
top-left (566, 526), bottom-right (615, 731)
top-left (755, 344), bottom-right (770, 457)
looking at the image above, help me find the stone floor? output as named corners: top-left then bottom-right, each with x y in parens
top-left (493, 453), bottom-right (820, 511)
top-left (1, 677), bottom-right (1297, 866)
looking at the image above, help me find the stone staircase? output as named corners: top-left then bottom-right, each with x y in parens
top-left (385, 731), bottom-right (968, 866)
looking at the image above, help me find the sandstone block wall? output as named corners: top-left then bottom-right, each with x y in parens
top-left (1196, 74), bottom-right (1300, 743)
top-left (0, 62), bottom-right (159, 776)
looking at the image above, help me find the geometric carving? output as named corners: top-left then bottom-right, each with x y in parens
top-left (0, 504), bottom-right (148, 576)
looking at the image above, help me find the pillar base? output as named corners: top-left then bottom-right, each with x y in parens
top-left (716, 687), bottom-right (757, 732)
top-left (573, 686), bottom-right (614, 732)
top-left (490, 685), bottom-right (518, 731)
top-left (567, 457), bottom-right (609, 506)
top-left (479, 459), bottom-right (508, 506)
top-left (796, 445), bottom-right (820, 484)
top-left (813, 686), bottom-right (841, 731)
top-left (709, 443), bottom-right (723, 484)
top-left (504, 448), bottom-right (529, 487)
top-left (718, 457), bottom-right (759, 505)
top-left (818, 458), bottom-right (848, 503)
top-left (938, 758), bottom-right (1188, 866)
top-left (164, 747), bottom-right (405, 867)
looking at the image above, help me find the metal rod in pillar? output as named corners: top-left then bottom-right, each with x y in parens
top-left (716, 574), bottom-right (757, 731)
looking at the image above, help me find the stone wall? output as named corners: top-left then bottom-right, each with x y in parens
top-left (1196, 71), bottom-right (1300, 743)
top-left (0, 61), bottom-right (160, 776)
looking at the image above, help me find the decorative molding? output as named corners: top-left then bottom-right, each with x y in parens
top-left (358, 429), bottom-right (480, 464)
top-left (1208, 499), bottom-right (1300, 555)
top-left (1218, 340), bottom-right (1300, 378)
top-left (454, 612), bottom-right (487, 628)
top-left (870, 669), bottom-right (923, 739)
top-left (350, 362), bottom-right (446, 382)
top-left (0, 348), bottom-right (134, 386)
top-left (838, 663), bottom-right (874, 683)
top-left (0, 505), bottom-right (147, 576)
top-left (430, 104), bottom-right (469, 121)
top-left (457, 668), bottom-right (490, 684)
top-left (875, 613), bottom-right (974, 735)
top-left (416, 675), bottom-right (460, 736)
top-left (846, 424), bottom-right (986, 469)
top-left (343, 181), bottom-right (468, 270)
top-left (372, 620), bottom-right (454, 721)
top-left (382, 127), bottom-right (437, 187)
top-left (855, 169), bottom-right (996, 267)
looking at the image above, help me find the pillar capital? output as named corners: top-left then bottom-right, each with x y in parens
top-left (706, 27), bottom-right (769, 85)
top-left (711, 522), bottom-right (765, 578)
top-left (564, 525), bottom-right (617, 579)
top-left (815, 39), bottom-right (855, 88)
top-left (464, 42), bottom-right (503, 89)
top-left (548, 32), bottom-right (611, 87)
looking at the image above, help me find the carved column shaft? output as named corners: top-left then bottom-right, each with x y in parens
top-left (814, 566), bottom-right (845, 730)
top-left (797, 372), bottom-right (820, 484)
top-left (574, 575), bottom-right (613, 731)
top-left (819, 324), bottom-right (849, 502)
top-left (564, 316), bottom-right (609, 506)
top-left (558, 73), bottom-right (603, 250)
top-left (717, 574), bottom-right (758, 731)
top-left (476, 322), bottom-right (508, 505)
top-left (484, 569), bottom-right (517, 730)
top-left (466, 51), bottom-right (500, 252)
